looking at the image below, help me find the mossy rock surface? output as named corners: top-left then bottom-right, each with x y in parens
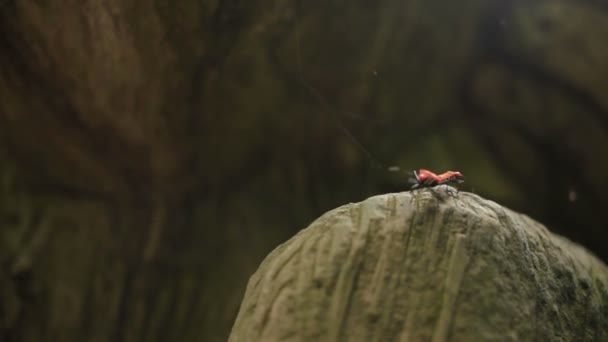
top-left (230, 187), bottom-right (608, 341)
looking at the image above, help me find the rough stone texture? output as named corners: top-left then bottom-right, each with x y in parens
top-left (230, 187), bottom-right (608, 341)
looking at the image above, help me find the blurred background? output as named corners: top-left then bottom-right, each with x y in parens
top-left (1, 0), bottom-right (607, 341)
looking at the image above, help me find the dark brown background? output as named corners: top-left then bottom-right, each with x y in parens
top-left (1, 0), bottom-right (607, 341)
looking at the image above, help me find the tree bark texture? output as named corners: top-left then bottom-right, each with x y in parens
top-left (0, 2), bottom-right (267, 341)
top-left (230, 188), bottom-right (608, 341)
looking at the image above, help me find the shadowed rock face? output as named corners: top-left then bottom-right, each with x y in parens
top-left (230, 187), bottom-right (608, 341)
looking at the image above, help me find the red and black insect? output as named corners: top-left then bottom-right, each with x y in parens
top-left (408, 169), bottom-right (464, 190)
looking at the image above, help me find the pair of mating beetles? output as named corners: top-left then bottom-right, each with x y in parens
top-left (408, 169), bottom-right (464, 189)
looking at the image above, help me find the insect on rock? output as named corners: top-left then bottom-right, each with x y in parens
top-left (408, 169), bottom-right (464, 192)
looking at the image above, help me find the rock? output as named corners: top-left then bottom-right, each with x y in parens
top-left (229, 187), bottom-right (608, 341)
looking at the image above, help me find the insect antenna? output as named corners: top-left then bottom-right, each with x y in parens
top-left (294, 0), bottom-right (406, 177)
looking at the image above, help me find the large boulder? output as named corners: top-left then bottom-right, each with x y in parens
top-left (229, 187), bottom-right (608, 341)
